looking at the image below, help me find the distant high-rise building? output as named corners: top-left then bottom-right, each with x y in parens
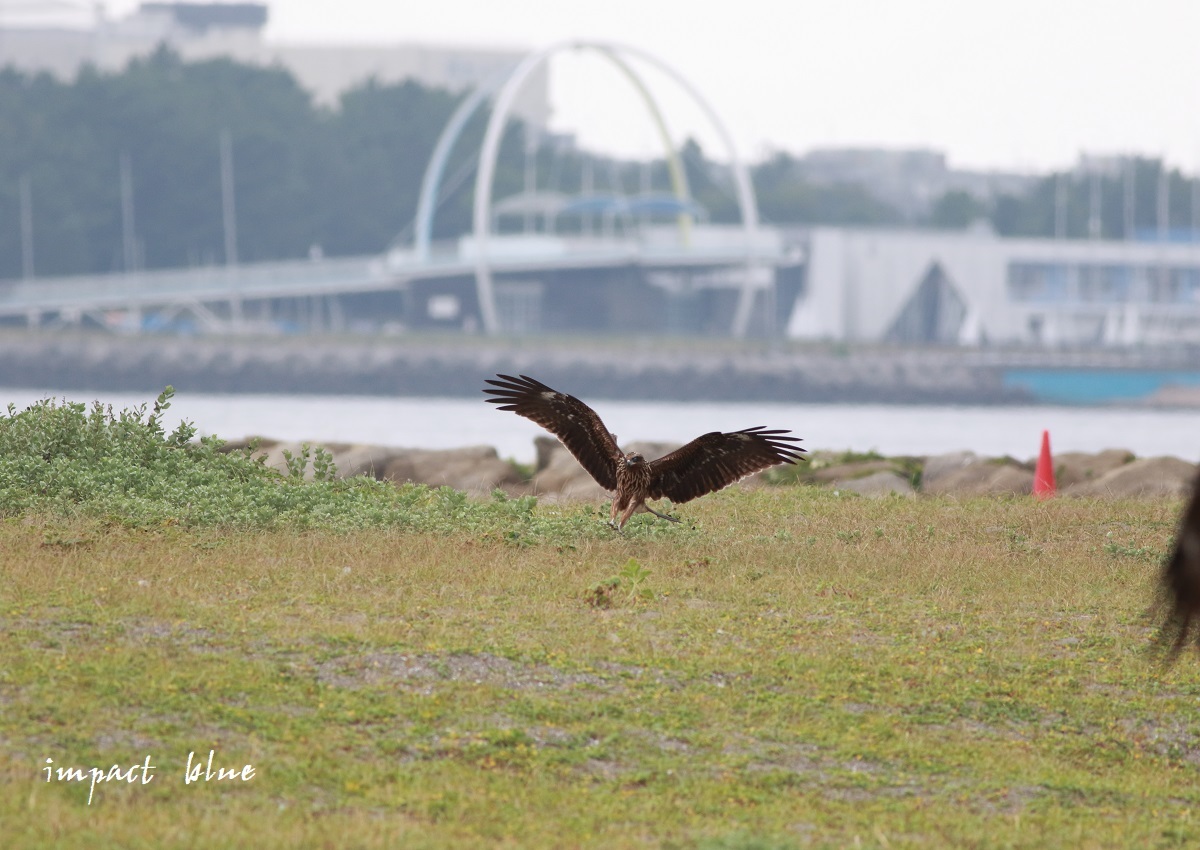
top-left (0, 2), bottom-right (549, 128)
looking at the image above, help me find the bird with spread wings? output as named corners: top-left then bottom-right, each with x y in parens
top-left (484, 374), bottom-right (806, 531)
top-left (1158, 470), bottom-right (1200, 659)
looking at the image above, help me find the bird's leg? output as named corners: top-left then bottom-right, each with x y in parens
top-left (645, 504), bottom-right (681, 524)
top-left (615, 501), bottom-right (641, 532)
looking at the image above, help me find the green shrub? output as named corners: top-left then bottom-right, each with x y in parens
top-left (0, 388), bottom-right (650, 541)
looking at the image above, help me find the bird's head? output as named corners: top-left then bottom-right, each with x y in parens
top-left (624, 451), bottom-right (646, 466)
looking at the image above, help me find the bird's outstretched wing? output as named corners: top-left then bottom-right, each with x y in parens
top-left (647, 427), bottom-right (806, 504)
top-left (1158, 470), bottom-right (1200, 658)
top-left (483, 374), bottom-right (621, 491)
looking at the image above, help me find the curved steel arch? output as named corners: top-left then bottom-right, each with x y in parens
top-left (595, 46), bottom-right (694, 245)
top-left (463, 40), bottom-right (762, 335)
top-left (413, 81), bottom-right (498, 263)
top-left (412, 53), bottom-right (689, 265)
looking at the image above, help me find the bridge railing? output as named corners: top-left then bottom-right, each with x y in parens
top-left (0, 255), bottom-right (387, 315)
top-left (2, 225), bottom-right (788, 319)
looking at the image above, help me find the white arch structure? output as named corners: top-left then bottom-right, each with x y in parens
top-left (413, 40), bottom-right (764, 336)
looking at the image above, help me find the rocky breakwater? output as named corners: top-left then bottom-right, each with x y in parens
top-left (824, 447), bottom-right (1197, 498)
top-left (0, 331), bottom-right (1028, 404)
top-left (230, 436), bottom-right (1198, 501)
top-left (234, 439), bottom-right (527, 498)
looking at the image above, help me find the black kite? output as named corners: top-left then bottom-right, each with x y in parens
top-left (484, 373), bottom-right (806, 530)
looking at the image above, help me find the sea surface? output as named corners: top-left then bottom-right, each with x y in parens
top-left (5, 387), bottom-right (1199, 464)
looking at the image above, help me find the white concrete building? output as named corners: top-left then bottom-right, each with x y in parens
top-left (0, 2), bottom-right (549, 127)
top-left (789, 227), bottom-right (1200, 347)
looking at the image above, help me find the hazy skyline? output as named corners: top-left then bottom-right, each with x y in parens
top-left (87, 1), bottom-right (1200, 173)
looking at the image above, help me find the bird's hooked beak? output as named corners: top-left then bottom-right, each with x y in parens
top-left (625, 452), bottom-right (644, 465)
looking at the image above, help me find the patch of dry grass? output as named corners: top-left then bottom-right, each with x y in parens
top-left (2, 489), bottom-right (1197, 849)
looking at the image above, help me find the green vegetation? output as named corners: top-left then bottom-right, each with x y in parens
top-left (16, 49), bottom-right (1195, 283)
top-left (989, 158), bottom-right (1199, 240)
top-left (584, 558), bottom-right (656, 608)
top-left (0, 49), bottom-right (529, 276)
top-left (0, 48), bottom-right (914, 282)
top-left (1, 393), bottom-right (1196, 848)
top-left (765, 449), bottom-right (925, 490)
top-left (747, 151), bottom-right (903, 227)
top-left (0, 388), bottom-right (619, 542)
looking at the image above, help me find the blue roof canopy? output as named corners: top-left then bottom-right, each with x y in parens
top-left (556, 193), bottom-right (707, 220)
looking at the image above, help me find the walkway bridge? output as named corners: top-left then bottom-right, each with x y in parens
top-left (0, 40), bottom-right (787, 337)
top-left (0, 226), bottom-right (793, 334)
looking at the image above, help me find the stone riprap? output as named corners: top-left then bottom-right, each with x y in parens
top-left (223, 438), bottom-right (1197, 501)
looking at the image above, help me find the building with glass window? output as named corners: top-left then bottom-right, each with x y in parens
top-left (788, 226), bottom-right (1200, 347)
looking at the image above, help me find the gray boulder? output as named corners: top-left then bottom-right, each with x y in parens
top-left (920, 451), bottom-right (980, 492)
top-left (1064, 456), bottom-right (1198, 498)
top-left (834, 470), bottom-right (916, 498)
top-left (381, 446), bottom-right (524, 496)
top-left (923, 458), bottom-right (1033, 496)
top-left (809, 458), bottom-right (900, 483)
top-left (1053, 449), bottom-right (1135, 489)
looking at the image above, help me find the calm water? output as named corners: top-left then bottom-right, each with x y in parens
top-left (4, 387), bottom-right (1199, 464)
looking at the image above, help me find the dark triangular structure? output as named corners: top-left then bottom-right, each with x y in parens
top-left (884, 261), bottom-right (968, 344)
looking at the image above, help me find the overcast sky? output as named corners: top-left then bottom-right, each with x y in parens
top-left (103, 0), bottom-right (1200, 172)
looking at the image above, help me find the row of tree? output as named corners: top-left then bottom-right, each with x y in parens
top-left (988, 160), bottom-right (1199, 240)
top-left (0, 48), bottom-right (531, 278)
top-left (1, 49), bottom-right (1197, 279)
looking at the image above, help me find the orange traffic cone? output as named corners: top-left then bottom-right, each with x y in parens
top-left (1033, 430), bottom-right (1055, 499)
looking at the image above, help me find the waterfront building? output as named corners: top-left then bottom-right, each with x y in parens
top-left (789, 226), bottom-right (1200, 347)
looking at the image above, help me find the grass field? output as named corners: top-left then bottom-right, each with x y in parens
top-left (3, 488), bottom-right (1197, 849)
top-left (2, 392), bottom-right (1197, 848)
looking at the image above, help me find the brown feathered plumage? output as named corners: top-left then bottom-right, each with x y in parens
top-left (1158, 469), bottom-right (1200, 658)
top-left (484, 374), bottom-right (806, 530)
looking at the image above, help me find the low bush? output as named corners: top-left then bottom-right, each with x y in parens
top-left (0, 388), bottom-right (669, 542)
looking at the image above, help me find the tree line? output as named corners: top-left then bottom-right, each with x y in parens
top-left (0, 47), bottom-right (530, 278)
top-left (1, 48), bottom-right (1196, 280)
